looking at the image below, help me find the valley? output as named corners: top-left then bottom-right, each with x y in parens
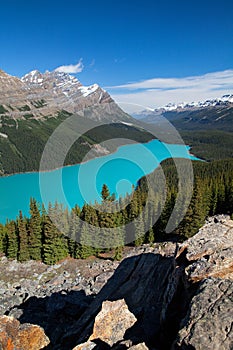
top-left (134, 96), bottom-right (233, 161)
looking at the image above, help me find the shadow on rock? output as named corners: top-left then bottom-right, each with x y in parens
top-left (15, 253), bottom-right (191, 350)
top-left (58, 253), bottom-right (185, 350)
top-left (18, 290), bottom-right (94, 347)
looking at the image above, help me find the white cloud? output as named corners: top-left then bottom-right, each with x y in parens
top-left (55, 59), bottom-right (84, 74)
top-left (106, 70), bottom-right (233, 113)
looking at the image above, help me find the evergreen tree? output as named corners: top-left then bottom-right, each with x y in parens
top-left (101, 184), bottom-right (110, 201)
top-left (79, 221), bottom-right (96, 259)
top-left (17, 211), bottom-right (30, 262)
top-left (28, 198), bottom-right (42, 260)
top-left (0, 224), bottom-right (7, 255)
top-left (113, 246), bottom-right (123, 261)
top-left (5, 220), bottom-right (18, 259)
top-left (79, 204), bottom-right (99, 256)
top-left (68, 209), bottom-right (81, 258)
top-left (134, 213), bottom-right (145, 246)
top-left (43, 214), bottom-right (69, 265)
top-left (177, 178), bottom-right (210, 238)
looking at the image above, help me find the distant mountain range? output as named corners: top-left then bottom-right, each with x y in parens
top-left (161, 94), bottom-right (233, 111)
top-left (132, 95), bottom-right (233, 132)
top-left (133, 94), bottom-right (233, 116)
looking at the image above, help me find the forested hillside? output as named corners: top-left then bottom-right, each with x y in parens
top-left (0, 111), bottom-right (152, 174)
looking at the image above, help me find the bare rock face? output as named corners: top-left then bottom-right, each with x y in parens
top-left (89, 299), bottom-right (137, 346)
top-left (72, 341), bottom-right (96, 350)
top-left (173, 278), bottom-right (233, 350)
top-left (177, 215), bottom-right (233, 281)
top-left (0, 315), bottom-right (50, 350)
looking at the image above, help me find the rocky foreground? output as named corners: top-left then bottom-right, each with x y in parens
top-left (0, 215), bottom-right (232, 350)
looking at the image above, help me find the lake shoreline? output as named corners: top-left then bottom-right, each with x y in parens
top-left (0, 139), bottom-right (200, 224)
top-left (0, 138), bottom-right (198, 179)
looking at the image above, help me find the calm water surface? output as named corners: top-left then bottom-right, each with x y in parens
top-left (0, 140), bottom-right (199, 223)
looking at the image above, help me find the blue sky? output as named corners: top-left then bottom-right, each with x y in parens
top-left (1, 0), bottom-right (233, 110)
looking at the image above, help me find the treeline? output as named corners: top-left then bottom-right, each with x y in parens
top-left (0, 159), bottom-right (232, 264)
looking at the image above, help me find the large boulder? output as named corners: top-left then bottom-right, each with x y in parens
top-left (0, 315), bottom-right (50, 350)
top-left (89, 299), bottom-right (137, 346)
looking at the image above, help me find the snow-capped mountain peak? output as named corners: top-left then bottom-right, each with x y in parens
top-left (160, 95), bottom-right (233, 112)
top-left (0, 68), bottom-right (131, 123)
top-left (21, 70), bottom-right (82, 89)
top-left (21, 70), bottom-right (103, 99)
top-left (22, 70), bottom-right (43, 84)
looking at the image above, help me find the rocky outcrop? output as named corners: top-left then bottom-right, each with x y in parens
top-left (0, 215), bottom-right (232, 349)
top-left (177, 215), bottom-right (233, 281)
top-left (173, 278), bottom-right (233, 350)
top-left (0, 315), bottom-right (49, 349)
top-left (128, 344), bottom-right (149, 350)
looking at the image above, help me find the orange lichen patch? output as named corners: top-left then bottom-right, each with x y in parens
top-left (0, 316), bottom-right (49, 350)
top-left (16, 325), bottom-right (50, 350)
top-left (6, 339), bottom-right (14, 350)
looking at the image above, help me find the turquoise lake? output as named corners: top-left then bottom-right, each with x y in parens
top-left (0, 139), bottom-right (199, 223)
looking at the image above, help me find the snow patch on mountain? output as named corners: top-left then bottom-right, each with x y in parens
top-left (78, 84), bottom-right (99, 97)
top-left (0, 132), bottom-right (8, 139)
top-left (120, 121), bottom-right (133, 126)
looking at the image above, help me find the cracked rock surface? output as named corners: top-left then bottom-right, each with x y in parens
top-left (177, 215), bottom-right (233, 281)
top-left (173, 278), bottom-right (233, 350)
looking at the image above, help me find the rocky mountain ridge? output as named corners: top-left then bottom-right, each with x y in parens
top-left (0, 69), bottom-right (131, 123)
top-left (160, 94), bottom-right (233, 112)
top-left (133, 94), bottom-right (233, 117)
top-left (0, 215), bottom-right (232, 349)
top-left (133, 101), bottom-right (233, 133)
